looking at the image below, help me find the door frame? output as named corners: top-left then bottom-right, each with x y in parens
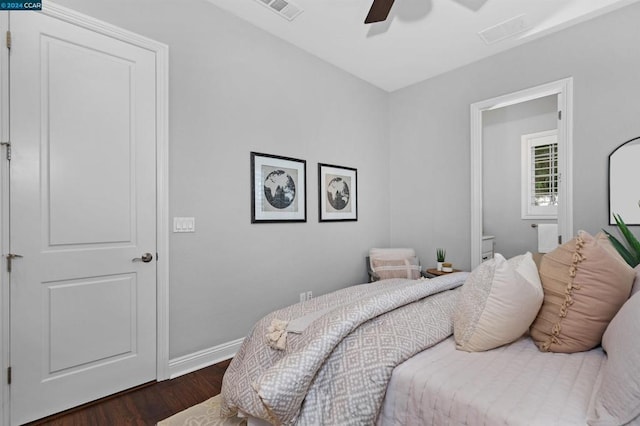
top-left (470, 78), bottom-right (574, 268)
top-left (0, 3), bottom-right (170, 425)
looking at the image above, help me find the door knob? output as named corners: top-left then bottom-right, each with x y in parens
top-left (132, 253), bottom-right (153, 263)
top-left (6, 253), bottom-right (23, 272)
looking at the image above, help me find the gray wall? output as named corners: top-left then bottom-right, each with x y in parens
top-left (483, 95), bottom-right (557, 259)
top-left (47, 0), bottom-right (640, 359)
top-left (52, 0), bottom-right (391, 359)
top-left (389, 2), bottom-right (640, 271)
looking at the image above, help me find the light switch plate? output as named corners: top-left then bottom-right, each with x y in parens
top-left (173, 217), bottom-right (195, 233)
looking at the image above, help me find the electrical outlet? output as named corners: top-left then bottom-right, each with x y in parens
top-left (306, 291), bottom-right (313, 300)
top-left (300, 292), bottom-right (306, 302)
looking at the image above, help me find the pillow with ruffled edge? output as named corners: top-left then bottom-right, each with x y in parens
top-left (454, 252), bottom-right (544, 352)
top-left (587, 292), bottom-right (640, 425)
top-left (530, 231), bottom-right (635, 353)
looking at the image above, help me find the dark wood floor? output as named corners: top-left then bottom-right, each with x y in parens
top-left (26, 359), bottom-right (232, 426)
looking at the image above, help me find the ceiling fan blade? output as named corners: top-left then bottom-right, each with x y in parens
top-left (365, 0), bottom-right (395, 24)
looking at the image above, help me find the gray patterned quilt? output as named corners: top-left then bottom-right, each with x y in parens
top-left (221, 273), bottom-right (469, 425)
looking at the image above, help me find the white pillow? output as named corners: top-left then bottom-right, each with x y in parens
top-left (587, 292), bottom-right (640, 425)
top-left (454, 252), bottom-right (543, 352)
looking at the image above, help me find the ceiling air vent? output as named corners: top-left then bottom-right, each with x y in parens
top-left (256, 0), bottom-right (303, 21)
top-left (478, 15), bottom-right (528, 45)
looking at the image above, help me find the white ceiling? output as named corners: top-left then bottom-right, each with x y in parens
top-left (206, 0), bottom-right (639, 92)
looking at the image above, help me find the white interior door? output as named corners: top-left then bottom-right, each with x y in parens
top-left (8, 10), bottom-right (157, 425)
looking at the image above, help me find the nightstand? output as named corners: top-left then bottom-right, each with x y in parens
top-left (424, 268), bottom-right (463, 278)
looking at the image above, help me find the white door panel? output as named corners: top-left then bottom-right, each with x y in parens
top-left (47, 275), bottom-right (137, 373)
top-left (9, 10), bottom-right (157, 425)
top-left (47, 37), bottom-right (134, 246)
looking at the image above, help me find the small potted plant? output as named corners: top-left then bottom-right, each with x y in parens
top-left (436, 248), bottom-right (446, 271)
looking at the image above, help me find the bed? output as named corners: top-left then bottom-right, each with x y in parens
top-left (220, 239), bottom-right (640, 426)
top-left (378, 336), bottom-right (604, 425)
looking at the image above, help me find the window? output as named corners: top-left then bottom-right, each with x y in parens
top-left (521, 130), bottom-right (558, 219)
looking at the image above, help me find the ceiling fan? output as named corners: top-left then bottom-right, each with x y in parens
top-left (365, 0), bottom-right (395, 24)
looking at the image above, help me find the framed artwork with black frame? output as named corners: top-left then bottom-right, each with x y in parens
top-left (251, 152), bottom-right (307, 223)
top-left (318, 163), bottom-right (358, 222)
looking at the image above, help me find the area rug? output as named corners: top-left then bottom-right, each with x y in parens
top-left (157, 394), bottom-right (247, 426)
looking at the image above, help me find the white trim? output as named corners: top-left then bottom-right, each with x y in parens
top-left (470, 78), bottom-right (574, 268)
top-left (41, 3), bottom-right (165, 52)
top-left (0, 11), bottom-right (10, 426)
top-left (168, 339), bottom-right (244, 380)
top-left (155, 39), bottom-right (171, 382)
top-left (0, 4), bottom-right (170, 424)
top-left (557, 80), bottom-right (574, 250)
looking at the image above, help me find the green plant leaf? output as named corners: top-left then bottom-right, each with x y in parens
top-left (603, 229), bottom-right (638, 266)
top-left (613, 214), bottom-right (640, 266)
top-left (606, 214), bottom-right (640, 267)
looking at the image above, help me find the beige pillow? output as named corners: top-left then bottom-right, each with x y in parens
top-left (371, 257), bottom-right (421, 280)
top-left (531, 252), bottom-right (544, 270)
top-left (587, 292), bottom-right (640, 425)
top-left (530, 231), bottom-right (635, 353)
top-left (454, 252), bottom-right (544, 352)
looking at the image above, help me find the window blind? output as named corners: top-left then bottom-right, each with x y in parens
top-left (531, 143), bottom-right (558, 207)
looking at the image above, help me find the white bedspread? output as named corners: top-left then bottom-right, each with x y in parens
top-left (378, 336), bottom-right (605, 426)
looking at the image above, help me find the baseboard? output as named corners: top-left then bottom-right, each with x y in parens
top-left (167, 337), bottom-right (244, 379)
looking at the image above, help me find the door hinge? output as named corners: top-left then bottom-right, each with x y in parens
top-left (6, 253), bottom-right (23, 272)
top-left (5, 30), bottom-right (11, 50)
top-left (558, 235), bottom-right (563, 245)
top-left (558, 110), bottom-right (562, 120)
top-left (0, 142), bottom-right (11, 161)
top-left (7, 366), bottom-right (11, 385)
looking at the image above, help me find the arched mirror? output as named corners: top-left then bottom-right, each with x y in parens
top-left (609, 136), bottom-right (640, 225)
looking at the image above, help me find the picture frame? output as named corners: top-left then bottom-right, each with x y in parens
top-left (318, 163), bottom-right (358, 222)
top-left (251, 152), bottom-right (307, 223)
